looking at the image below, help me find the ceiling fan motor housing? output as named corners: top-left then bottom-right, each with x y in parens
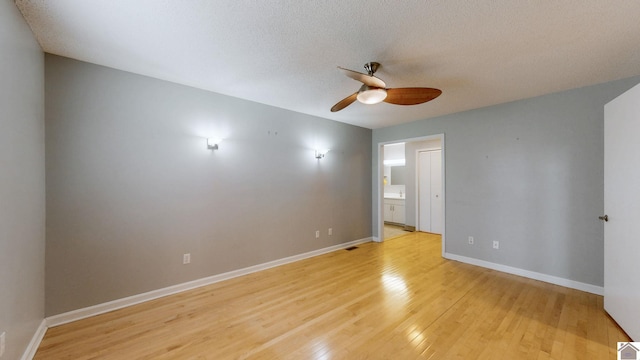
top-left (364, 62), bottom-right (380, 75)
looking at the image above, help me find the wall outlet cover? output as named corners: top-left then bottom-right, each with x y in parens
top-left (493, 241), bottom-right (500, 249)
top-left (328, 228), bottom-right (333, 236)
top-left (315, 230), bottom-right (320, 238)
top-left (183, 253), bottom-right (191, 264)
top-left (468, 236), bottom-right (474, 245)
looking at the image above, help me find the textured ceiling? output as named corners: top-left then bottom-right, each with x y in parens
top-left (15, 0), bottom-right (640, 129)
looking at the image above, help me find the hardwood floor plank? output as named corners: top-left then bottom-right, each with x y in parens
top-left (35, 232), bottom-right (630, 359)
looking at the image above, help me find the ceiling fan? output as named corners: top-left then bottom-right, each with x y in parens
top-left (330, 62), bottom-right (442, 112)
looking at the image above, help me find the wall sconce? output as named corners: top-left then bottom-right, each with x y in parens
top-left (315, 149), bottom-right (329, 159)
top-left (207, 138), bottom-right (219, 150)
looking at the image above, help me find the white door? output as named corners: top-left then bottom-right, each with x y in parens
top-left (418, 151), bottom-right (431, 231)
top-left (418, 150), bottom-right (443, 234)
top-left (604, 82), bottom-right (640, 341)
top-left (430, 150), bottom-right (443, 234)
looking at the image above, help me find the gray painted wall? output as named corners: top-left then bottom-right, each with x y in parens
top-left (0, 2), bottom-right (46, 359)
top-left (45, 55), bottom-right (372, 316)
top-left (373, 76), bottom-right (640, 287)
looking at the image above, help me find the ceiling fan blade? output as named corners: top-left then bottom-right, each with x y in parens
top-left (338, 67), bottom-right (386, 88)
top-left (383, 88), bottom-right (442, 105)
top-left (331, 92), bottom-right (358, 112)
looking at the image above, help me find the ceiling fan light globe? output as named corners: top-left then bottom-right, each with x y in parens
top-left (357, 88), bottom-right (387, 104)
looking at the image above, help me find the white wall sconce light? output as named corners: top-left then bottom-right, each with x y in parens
top-left (315, 149), bottom-right (329, 159)
top-left (207, 138), bottom-right (219, 150)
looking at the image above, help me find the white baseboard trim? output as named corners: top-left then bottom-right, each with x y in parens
top-left (443, 252), bottom-right (604, 296)
top-left (46, 237), bottom-right (373, 328)
top-left (21, 319), bottom-right (47, 360)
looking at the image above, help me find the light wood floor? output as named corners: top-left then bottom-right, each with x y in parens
top-left (35, 232), bottom-right (630, 359)
top-left (383, 223), bottom-right (411, 240)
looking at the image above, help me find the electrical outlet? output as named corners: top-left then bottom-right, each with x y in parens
top-left (328, 228), bottom-right (333, 236)
top-left (493, 241), bottom-right (499, 250)
top-left (183, 253), bottom-right (191, 264)
top-left (0, 331), bottom-right (5, 358)
top-left (315, 230), bottom-right (320, 238)
top-left (468, 236), bottom-right (474, 245)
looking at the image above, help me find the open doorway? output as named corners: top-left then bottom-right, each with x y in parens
top-left (382, 142), bottom-right (408, 240)
top-left (378, 134), bottom-right (445, 254)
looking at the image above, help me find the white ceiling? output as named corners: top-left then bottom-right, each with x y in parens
top-left (15, 0), bottom-right (640, 129)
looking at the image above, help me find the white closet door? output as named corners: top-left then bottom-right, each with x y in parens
top-left (604, 82), bottom-right (640, 341)
top-left (418, 150), bottom-right (443, 234)
top-left (418, 151), bottom-right (431, 232)
top-left (430, 150), bottom-right (443, 234)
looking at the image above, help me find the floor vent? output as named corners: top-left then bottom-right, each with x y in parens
top-left (345, 246), bottom-right (359, 251)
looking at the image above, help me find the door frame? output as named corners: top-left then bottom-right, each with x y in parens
top-left (377, 133), bottom-right (445, 256)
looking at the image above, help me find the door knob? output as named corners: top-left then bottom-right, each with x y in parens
top-left (599, 214), bottom-right (609, 222)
